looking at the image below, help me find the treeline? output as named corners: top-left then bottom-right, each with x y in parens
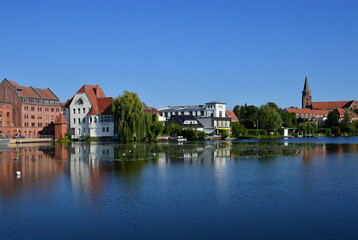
top-left (231, 102), bottom-right (358, 138)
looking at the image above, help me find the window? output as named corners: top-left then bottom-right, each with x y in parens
top-left (31, 107), bottom-right (35, 111)
top-left (74, 118), bottom-right (76, 124)
top-left (83, 118), bottom-right (86, 123)
top-left (38, 115), bottom-right (42, 119)
top-left (73, 109), bottom-right (76, 114)
top-left (31, 115), bottom-right (35, 119)
top-left (102, 127), bottom-right (105, 132)
top-left (7, 112), bottom-right (10, 117)
top-left (38, 107), bottom-right (42, 111)
top-left (31, 123), bottom-right (35, 127)
top-left (51, 108), bottom-right (54, 112)
top-left (78, 118), bottom-right (81, 124)
top-left (78, 108), bottom-right (80, 114)
top-left (83, 108), bottom-right (86, 113)
top-left (89, 117), bottom-right (92, 123)
top-left (94, 117), bottom-right (97, 123)
top-left (106, 127), bottom-right (109, 132)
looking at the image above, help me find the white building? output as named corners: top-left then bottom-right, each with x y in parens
top-left (157, 101), bottom-right (227, 120)
top-left (64, 85), bottom-right (114, 139)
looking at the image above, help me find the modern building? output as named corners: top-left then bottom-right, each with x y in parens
top-left (158, 101), bottom-right (232, 134)
top-left (167, 115), bottom-right (204, 132)
top-left (64, 85), bottom-right (114, 139)
top-left (157, 101), bottom-right (227, 120)
top-left (0, 78), bottom-right (61, 137)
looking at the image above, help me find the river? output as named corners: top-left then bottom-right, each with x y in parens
top-left (1, 137), bottom-right (358, 239)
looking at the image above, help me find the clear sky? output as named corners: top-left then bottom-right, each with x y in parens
top-left (1, 0), bottom-right (357, 110)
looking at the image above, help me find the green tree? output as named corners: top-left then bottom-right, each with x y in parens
top-left (297, 122), bottom-right (318, 135)
top-left (231, 122), bottom-right (247, 138)
top-left (258, 105), bottom-right (283, 132)
top-left (280, 111), bottom-right (297, 128)
top-left (239, 105), bottom-right (259, 129)
top-left (233, 105), bottom-right (240, 119)
top-left (113, 91), bottom-right (146, 142)
top-left (150, 121), bottom-right (165, 137)
top-left (325, 111), bottom-right (339, 128)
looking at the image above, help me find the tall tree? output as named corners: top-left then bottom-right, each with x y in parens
top-left (113, 91), bottom-right (145, 142)
top-left (233, 105), bottom-right (240, 119)
top-left (325, 111), bottom-right (339, 128)
top-left (258, 104), bottom-right (282, 132)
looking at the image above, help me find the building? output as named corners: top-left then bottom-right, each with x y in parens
top-left (158, 101), bottom-right (232, 134)
top-left (225, 110), bottom-right (239, 122)
top-left (157, 101), bottom-right (227, 120)
top-left (64, 85), bottom-right (114, 139)
top-left (302, 75), bottom-right (358, 111)
top-left (285, 108), bottom-right (329, 123)
top-left (167, 115), bottom-right (204, 131)
top-left (0, 78), bottom-right (61, 137)
top-left (286, 75), bottom-right (358, 124)
top-left (0, 102), bottom-right (12, 138)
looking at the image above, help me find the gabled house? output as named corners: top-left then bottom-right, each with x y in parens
top-left (167, 115), bottom-right (204, 131)
top-left (64, 85), bottom-right (114, 139)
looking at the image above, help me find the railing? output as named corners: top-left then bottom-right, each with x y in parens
top-left (13, 135), bottom-right (54, 139)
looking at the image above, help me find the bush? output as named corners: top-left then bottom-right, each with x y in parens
top-left (325, 128), bottom-right (333, 137)
top-left (331, 126), bottom-right (341, 135)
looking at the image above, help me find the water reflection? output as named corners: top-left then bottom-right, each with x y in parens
top-left (1, 141), bottom-right (358, 201)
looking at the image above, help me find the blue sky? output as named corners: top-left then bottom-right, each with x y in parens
top-left (1, 0), bottom-right (357, 109)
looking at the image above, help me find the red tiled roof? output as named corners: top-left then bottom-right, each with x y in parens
top-left (312, 101), bottom-right (351, 110)
top-left (65, 84), bottom-right (112, 116)
top-left (88, 97), bottom-right (113, 115)
top-left (6, 79), bottom-right (59, 100)
top-left (225, 110), bottom-right (238, 121)
top-left (333, 108), bottom-right (356, 118)
top-left (54, 114), bottom-right (68, 124)
top-left (285, 108), bottom-right (329, 116)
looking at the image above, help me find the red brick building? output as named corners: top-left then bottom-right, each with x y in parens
top-left (0, 78), bottom-right (61, 137)
top-left (0, 102), bottom-right (12, 138)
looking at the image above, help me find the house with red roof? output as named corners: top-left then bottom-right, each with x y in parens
top-left (64, 85), bottom-right (114, 139)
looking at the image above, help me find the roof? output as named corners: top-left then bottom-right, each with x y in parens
top-left (312, 101), bottom-right (351, 110)
top-left (225, 110), bottom-right (238, 121)
top-left (88, 97), bottom-right (113, 115)
top-left (285, 108), bottom-right (329, 116)
top-left (206, 101), bottom-right (225, 104)
top-left (333, 108), bottom-right (356, 117)
top-left (5, 79), bottom-right (59, 100)
top-left (303, 75), bottom-right (310, 91)
top-left (65, 84), bottom-right (112, 116)
top-left (54, 114), bottom-right (68, 124)
top-left (169, 115), bottom-right (204, 128)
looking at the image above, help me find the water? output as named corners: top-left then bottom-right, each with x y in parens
top-left (1, 138), bottom-right (358, 239)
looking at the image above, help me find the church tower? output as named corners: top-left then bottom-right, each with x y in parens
top-left (302, 75), bottom-right (312, 109)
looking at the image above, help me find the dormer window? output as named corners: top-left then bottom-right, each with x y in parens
top-left (76, 98), bottom-right (84, 105)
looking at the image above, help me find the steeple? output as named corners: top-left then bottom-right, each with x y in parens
top-left (303, 74), bottom-right (310, 91)
top-left (302, 74), bottom-right (312, 109)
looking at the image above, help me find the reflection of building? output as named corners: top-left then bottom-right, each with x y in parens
top-left (64, 85), bottom-right (114, 139)
top-left (0, 78), bottom-right (61, 137)
top-left (0, 144), bottom-right (66, 199)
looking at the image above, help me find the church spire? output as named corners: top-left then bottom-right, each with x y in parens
top-left (303, 74), bottom-right (310, 91)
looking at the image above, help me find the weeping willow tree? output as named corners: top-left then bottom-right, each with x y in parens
top-left (113, 91), bottom-right (146, 142)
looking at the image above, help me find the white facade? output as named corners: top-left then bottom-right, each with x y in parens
top-left (158, 101), bottom-right (227, 121)
top-left (65, 92), bottom-right (114, 139)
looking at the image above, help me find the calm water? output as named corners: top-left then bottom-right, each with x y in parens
top-left (1, 137), bottom-right (358, 240)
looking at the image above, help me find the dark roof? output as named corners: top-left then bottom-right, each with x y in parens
top-left (5, 79), bottom-right (59, 100)
top-left (206, 101), bottom-right (225, 104)
top-left (168, 115), bottom-right (204, 128)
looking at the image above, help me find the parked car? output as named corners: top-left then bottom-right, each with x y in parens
top-left (14, 135), bottom-right (25, 139)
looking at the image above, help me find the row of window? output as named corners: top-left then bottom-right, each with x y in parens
top-left (23, 122), bottom-right (49, 127)
top-left (162, 111), bottom-right (206, 118)
top-left (20, 97), bottom-right (59, 105)
top-left (0, 121), bottom-right (11, 127)
top-left (24, 106), bottom-right (60, 112)
top-left (24, 115), bottom-right (55, 120)
top-left (73, 116), bottom-right (114, 124)
top-left (213, 120), bottom-right (230, 128)
top-left (73, 108), bottom-right (90, 114)
top-left (0, 111), bottom-right (10, 117)
top-left (75, 127), bottom-right (110, 135)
